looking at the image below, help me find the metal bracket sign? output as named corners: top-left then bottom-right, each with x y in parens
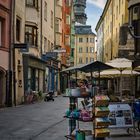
top-left (14, 43), bottom-right (28, 52)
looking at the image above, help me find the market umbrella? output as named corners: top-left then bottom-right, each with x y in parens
top-left (106, 58), bottom-right (133, 100)
top-left (61, 64), bottom-right (84, 88)
top-left (97, 69), bottom-right (140, 78)
top-left (80, 61), bottom-right (114, 87)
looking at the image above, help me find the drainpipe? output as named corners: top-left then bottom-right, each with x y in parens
top-left (7, 0), bottom-right (14, 107)
top-left (40, 0), bottom-right (43, 55)
top-left (111, 0), bottom-right (113, 60)
top-left (12, 0), bottom-right (16, 106)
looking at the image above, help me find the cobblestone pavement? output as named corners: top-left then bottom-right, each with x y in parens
top-left (0, 96), bottom-right (139, 140)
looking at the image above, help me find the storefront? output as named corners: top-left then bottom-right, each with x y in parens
top-left (42, 54), bottom-right (61, 93)
top-left (23, 54), bottom-right (46, 93)
top-left (0, 67), bottom-right (6, 107)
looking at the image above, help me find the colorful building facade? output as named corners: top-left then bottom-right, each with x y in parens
top-left (96, 0), bottom-right (129, 62)
top-left (0, 0), bottom-right (12, 107)
top-left (61, 0), bottom-right (72, 65)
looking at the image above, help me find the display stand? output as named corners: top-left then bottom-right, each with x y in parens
top-left (62, 61), bottom-right (114, 140)
top-left (94, 93), bottom-right (110, 139)
top-left (64, 95), bottom-right (93, 140)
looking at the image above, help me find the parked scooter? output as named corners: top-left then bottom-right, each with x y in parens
top-left (44, 91), bottom-right (54, 102)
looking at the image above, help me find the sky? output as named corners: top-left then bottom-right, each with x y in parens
top-left (85, 0), bottom-right (107, 33)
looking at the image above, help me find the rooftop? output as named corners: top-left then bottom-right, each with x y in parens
top-left (75, 23), bottom-right (96, 35)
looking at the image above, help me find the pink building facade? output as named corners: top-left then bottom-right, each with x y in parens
top-left (0, 0), bottom-right (12, 107)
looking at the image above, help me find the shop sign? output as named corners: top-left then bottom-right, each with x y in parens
top-left (44, 52), bottom-right (57, 59)
top-left (108, 103), bottom-right (133, 128)
top-left (53, 49), bottom-right (66, 53)
top-left (14, 43), bottom-right (29, 52)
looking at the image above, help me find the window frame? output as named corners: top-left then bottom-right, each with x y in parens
top-left (25, 25), bottom-right (38, 46)
top-left (16, 17), bottom-right (21, 42)
top-left (79, 37), bottom-right (83, 43)
top-left (90, 47), bottom-right (94, 53)
top-left (26, 0), bottom-right (38, 9)
top-left (51, 11), bottom-right (53, 29)
top-left (44, 1), bottom-right (47, 21)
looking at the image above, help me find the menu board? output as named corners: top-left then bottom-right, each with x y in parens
top-left (108, 103), bottom-right (133, 128)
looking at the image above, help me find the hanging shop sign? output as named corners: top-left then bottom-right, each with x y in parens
top-left (14, 43), bottom-right (29, 52)
top-left (108, 103), bottom-right (133, 128)
top-left (45, 52), bottom-right (57, 59)
top-left (53, 49), bottom-right (66, 53)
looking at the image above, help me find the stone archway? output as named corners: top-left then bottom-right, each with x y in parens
top-left (0, 68), bottom-right (6, 107)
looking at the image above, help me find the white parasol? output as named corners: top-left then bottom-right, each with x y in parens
top-left (106, 58), bottom-right (133, 100)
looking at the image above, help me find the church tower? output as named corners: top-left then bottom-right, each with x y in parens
top-left (73, 0), bottom-right (87, 24)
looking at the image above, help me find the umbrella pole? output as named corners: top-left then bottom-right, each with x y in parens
top-left (75, 70), bottom-right (77, 85)
top-left (68, 71), bottom-right (70, 88)
top-left (98, 68), bottom-right (101, 90)
top-left (120, 73), bottom-right (122, 100)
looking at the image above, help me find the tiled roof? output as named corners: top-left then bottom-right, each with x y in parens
top-left (75, 24), bottom-right (95, 35)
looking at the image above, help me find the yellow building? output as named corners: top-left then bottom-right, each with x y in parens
top-left (13, 0), bottom-right (26, 105)
top-left (96, 0), bottom-right (129, 62)
top-left (74, 24), bottom-right (96, 65)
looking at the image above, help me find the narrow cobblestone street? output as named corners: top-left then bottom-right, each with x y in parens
top-left (0, 96), bottom-right (139, 140)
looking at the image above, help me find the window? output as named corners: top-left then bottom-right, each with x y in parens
top-left (26, 0), bottom-right (38, 8)
top-left (55, 18), bottom-right (59, 32)
top-left (79, 58), bottom-right (83, 64)
top-left (86, 37), bottom-right (88, 42)
top-left (51, 11), bottom-right (53, 28)
top-left (51, 43), bottom-right (53, 50)
top-left (86, 57), bottom-right (88, 63)
top-left (86, 47), bottom-right (88, 53)
top-left (90, 58), bottom-right (94, 62)
top-left (90, 47), bottom-right (94, 53)
top-left (44, 37), bottom-right (47, 53)
top-left (116, 6), bottom-right (118, 19)
top-left (44, 2), bottom-right (47, 21)
top-left (66, 15), bottom-right (70, 25)
top-left (48, 40), bottom-right (50, 51)
top-left (79, 47), bottom-right (82, 53)
top-left (119, 0), bottom-right (121, 14)
top-left (66, 0), bottom-right (71, 6)
top-left (0, 21), bottom-right (1, 46)
top-left (79, 38), bottom-right (83, 43)
top-left (71, 48), bottom-right (74, 57)
top-left (65, 35), bottom-right (70, 46)
top-left (122, 14), bottom-right (124, 24)
top-left (25, 25), bottom-right (38, 46)
top-left (116, 28), bottom-right (117, 42)
top-left (90, 38), bottom-right (94, 43)
top-left (16, 18), bottom-right (21, 42)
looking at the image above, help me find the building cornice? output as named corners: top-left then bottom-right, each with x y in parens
top-left (95, 0), bottom-right (111, 31)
